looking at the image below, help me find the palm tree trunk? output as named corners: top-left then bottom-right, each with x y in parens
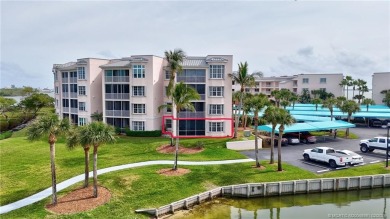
top-left (330, 110), bottom-right (333, 121)
top-left (278, 130), bottom-right (283, 171)
top-left (93, 146), bottom-right (98, 198)
top-left (173, 114), bottom-right (179, 170)
top-left (84, 147), bottom-right (90, 188)
top-left (270, 128), bottom-right (275, 164)
top-left (254, 118), bottom-right (260, 167)
top-left (238, 92), bottom-right (244, 129)
top-left (346, 116), bottom-right (351, 137)
top-left (49, 143), bottom-right (57, 205)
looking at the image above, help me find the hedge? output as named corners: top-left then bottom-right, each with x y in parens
top-left (125, 129), bottom-right (162, 137)
top-left (0, 131), bottom-right (13, 140)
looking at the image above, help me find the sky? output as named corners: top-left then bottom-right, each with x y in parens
top-left (1, 0), bottom-right (389, 89)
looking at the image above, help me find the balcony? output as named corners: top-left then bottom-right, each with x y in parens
top-left (69, 77), bottom-right (77, 83)
top-left (177, 76), bottom-right (206, 83)
top-left (105, 93), bottom-right (130, 100)
top-left (105, 76), bottom-right (129, 83)
top-left (105, 110), bottom-right (130, 117)
top-left (62, 107), bottom-right (69, 113)
top-left (63, 92), bottom-right (69, 98)
top-left (70, 107), bottom-right (78, 113)
top-left (62, 78), bottom-right (68, 83)
top-left (178, 111), bottom-right (205, 118)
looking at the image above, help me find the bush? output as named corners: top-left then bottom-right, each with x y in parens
top-left (193, 141), bottom-right (205, 149)
top-left (0, 131), bottom-right (13, 140)
top-left (125, 129), bottom-right (162, 137)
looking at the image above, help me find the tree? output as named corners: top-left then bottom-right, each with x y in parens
top-left (27, 114), bottom-right (70, 205)
top-left (19, 93), bottom-right (54, 116)
top-left (339, 100), bottom-right (360, 137)
top-left (322, 98), bottom-right (337, 121)
top-left (229, 62), bottom-right (255, 138)
top-left (299, 89), bottom-right (311, 104)
top-left (311, 98), bottom-right (322, 111)
top-left (22, 86), bottom-right (38, 96)
top-left (381, 90), bottom-right (390, 107)
top-left (244, 94), bottom-right (269, 167)
top-left (362, 98), bottom-right (375, 112)
top-left (91, 112), bottom-right (103, 121)
top-left (262, 106), bottom-right (278, 164)
top-left (0, 97), bottom-right (17, 130)
top-left (289, 94), bottom-right (298, 110)
top-left (271, 90), bottom-right (282, 107)
top-left (279, 89), bottom-right (292, 109)
top-left (339, 76), bottom-right (353, 99)
top-left (352, 79), bottom-right (358, 98)
top-left (66, 126), bottom-right (92, 188)
top-left (82, 122), bottom-right (115, 197)
top-left (354, 79), bottom-right (368, 104)
top-left (232, 91), bottom-right (241, 122)
top-left (276, 109), bottom-right (295, 171)
top-left (242, 93), bottom-right (253, 128)
top-left (336, 96), bottom-right (347, 109)
top-left (158, 82), bottom-right (200, 170)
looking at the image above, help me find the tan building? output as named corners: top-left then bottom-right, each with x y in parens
top-left (372, 72), bottom-right (390, 105)
top-left (53, 58), bottom-right (109, 125)
top-left (233, 73), bottom-right (343, 97)
top-left (53, 55), bottom-right (233, 137)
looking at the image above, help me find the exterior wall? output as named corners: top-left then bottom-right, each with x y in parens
top-left (296, 73), bottom-right (343, 97)
top-left (372, 72), bottom-right (390, 105)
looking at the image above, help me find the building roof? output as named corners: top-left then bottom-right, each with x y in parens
top-left (257, 120), bottom-right (355, 133)
top-left (182, 57), bottom-right (207, 67)
top-left (100, 60), bottom-right (131, 68)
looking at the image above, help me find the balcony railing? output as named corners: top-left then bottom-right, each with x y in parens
top-left (178, 111), bottom-right (205, 118)
top-left (63, 107), bottom-right (69, 113)
top-left (105, 110), bottom-right (130, 117)
top-left (70, 107), bottom-right (78, 113)
top-left (105, 93), bottom-right (130, 100)
top-left (63, 92), bottom-right (69, 98)
top-left (105, 76), bottom-right (130, 83)
top-left (69, 77), bottom-right (77, 83)
top-left (70, 92), bottom-right (78, 98)
top-left (62, 78), bottom-right (68, 83)
top-left (177, 76), bottom-right (206, 83)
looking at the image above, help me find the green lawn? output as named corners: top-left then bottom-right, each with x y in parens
top-left (1, 128), bottom-right (389, 218)
top-left (310, 129), bottom-right (359, 139)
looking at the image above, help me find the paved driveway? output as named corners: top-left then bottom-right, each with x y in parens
top-left (240, 127), bottom-right (389, 174)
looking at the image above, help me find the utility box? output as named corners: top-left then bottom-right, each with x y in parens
top-left (243, 130), bottom-right (251, 137)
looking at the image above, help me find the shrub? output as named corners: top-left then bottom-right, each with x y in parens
top-left (193, 141), bottom-right (205, 149)
top-left (125, 129), bottom-right (162, 137)
top-left (0, 131), bottom-right (13, 140)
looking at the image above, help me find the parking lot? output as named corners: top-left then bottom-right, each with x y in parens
top-left (240, 127), bottom-right (389, 174)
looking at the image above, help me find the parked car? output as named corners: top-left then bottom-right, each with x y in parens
top-left (382, 119), bottom-right (390, 126)
top-left (359, 137), bottom-right (390, 156)
top-left (335, 150), bottom-right (364, 165)
top-left (369, 119), bottom-right (383, 127)
top-left (303, 147), bottom-right (353, 168)
top-left (282, 134), bottom-right (300, 145)
top-left (273, 137), bottom-right (288, 146)
top-left (285, 132), bottom-right (317, 144)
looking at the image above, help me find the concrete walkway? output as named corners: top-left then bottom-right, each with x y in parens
top-left (0, 159), bottom-right (254, 214)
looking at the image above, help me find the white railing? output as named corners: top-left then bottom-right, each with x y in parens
top-left (105, 110), bottom-right (130, 117)
top-left (105, 76), bottom-right (130, 83)
top-left (105, 93), bottom-right (130, 100)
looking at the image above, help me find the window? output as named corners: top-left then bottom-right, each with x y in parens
top-left (255, 88), bottom-right (259, 92)
top-left (78, 118), bottom-right (87, 126)
top-left (133, 65), bottom-right (145, 78)
top-left (70, 99), bottom-right (78, 108)
top-left (132, 86), bottom-right (145, 96)
top-left (165, 119), bottom-right (172, 130)
top-left (303, 78), bottom-right (309, 84)
top-left (133, 104), bottom-right (145, 114)
top-left (55, 86), bottom-right (59, 94)
top-left (62, 72), bottom-right (68, 78)
top-left (165, 71), bottom-right (171, 80)
top-left (54, 72), bottom-right (58, 81)
top-left (62, 99), bottom-right (69, 107)
top-left (79, 102), bottom-right (86, 111)
top-left (209, 122), bottom-right (224, 132)
top-left (320, 88), bottom-right (326, 92)
top-left (77, 67), bottom-right (86, 80)
top-left (320, 78), bottom-right (326, 84)
top-left (209, 65), bottom-right (224, 79)
top-left (302, 88), bottom-right (309, 92)
top-left (379, 139), bottom-right (386, 143)
top-left (209, 86), bottom-right (224, 97)
top-left (209, 104), bottom-right (224, 115)
top-left (78, 86), bottom-right (86, 95)
top-left (62, 84), bottom-right (68, 92)
top-left (132, 121), bottom-right (145, 131)
top-left (166, 102), bottom-right (172, 113)
top-left (70, 84), bottom-right (77, 93)
top-left (55, 99), bottom-right (58, 107)
top-left (245, 88), bottom-right (250, 92)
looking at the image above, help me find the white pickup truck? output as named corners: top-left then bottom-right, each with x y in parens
top-left (359, 136), bottom-right (390, 156)
top-left (303, 147), bottom-right (353, 168)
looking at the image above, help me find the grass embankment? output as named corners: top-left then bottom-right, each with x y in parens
top-left (310, 129), bottom-right (359, 139)
top-left (1, 129), bottom-right (389, 218)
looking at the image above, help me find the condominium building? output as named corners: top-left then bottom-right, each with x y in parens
top-left (233, 73), bottom-right (343, 97)
top-left (372, 72), bottom-right (390, 105)
top-left (53, 58), bottom-right (110, 125)
top-left (53, 55), bottom-right (233, 137)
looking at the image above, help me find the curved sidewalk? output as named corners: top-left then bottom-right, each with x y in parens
top-left (0, 159), bottom-right (254, 214)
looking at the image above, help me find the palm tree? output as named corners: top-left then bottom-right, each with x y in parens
top-left (362, 98), bottom-right (375, 112)
top-left (336, 96), bottom-right (347, 109)
top-left (66, 126), bottom-right (92, 188)
top-left (244, 94), bottom-right (269, 167)
top-left (229, 62), bottom-right (255, 138)
top-left (158, 82), bottom-right (200, 170)
top-left (289, 94), bottom-right (298, 110)
top-left (381, 90), bottom-right (390, 107)
top-left (340, 100), bottom-right (360, 137)
top-left (90, 112), bottom-right (103, 121)
top-left (232, 91), bottom-right (241, 121)
top-left (83, 122), bottom-right (115, 197)
top-left (262, 105), bottom-right (278, 164)
top-left (27, 114), bottom-right (70, 205)
top-left (322, 98), bottom-right (337, 121)
top-left (352, 79), bottom-right (358, 98)
top-left (355, 79), bottom-right (368, 104)
top-left (276, 108), bottom-right (295, 171)
top-left (165, 49), bottom-right (186, 97)
top-left (311, 98), bottom-right (322, 111)
top-left (271, 90), bottom-right (282, 107)
top-left (339, 76), bottom-right (353, 99)
top-left (242, 93), bottom-right (253, 128)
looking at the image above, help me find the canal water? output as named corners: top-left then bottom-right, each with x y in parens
top-left (170, 188), bottom-right (389, 219)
